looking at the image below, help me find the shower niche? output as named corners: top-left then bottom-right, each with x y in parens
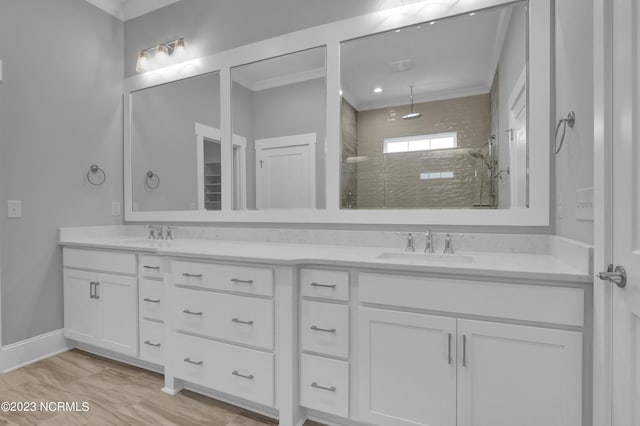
top-left (339, 1), bottom-right (527, 210)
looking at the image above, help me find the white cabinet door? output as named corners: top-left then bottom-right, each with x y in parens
top-left (358, 307), bottom-right (457, 426)
top-left (457, 319), bottom-right (582, 426)
top-left (98, 274), bottom-right (138, 357)
top-left (63, 269), bottom-right (100, 345)
top-left (63, 269), bottom-right (138, 357)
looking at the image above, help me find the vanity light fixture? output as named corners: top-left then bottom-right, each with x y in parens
top-left (402, 85), bottom-right (422, 120)
top-left (374, 87), bottom-right (383, 93)
top-left (135, 37), bottom-right (188, 73)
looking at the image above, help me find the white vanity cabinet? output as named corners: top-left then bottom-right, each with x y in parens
top-left (299, 268), bottom-right (350, 418)
top-left (357, 272), bottom-right (585, 426)
top-left (138, 255), bottom-right (165, 365)
top-left (168, 259), bottom-right (276, 407)
top-left (63, 248), bottom-right (138, 357)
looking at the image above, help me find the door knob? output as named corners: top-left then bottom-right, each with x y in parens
top-left (597, 265), bottom-right (627, 288)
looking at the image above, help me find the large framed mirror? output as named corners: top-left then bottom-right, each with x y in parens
top-left (231, 46), bottom-right (327, 210)
top-left (340, 2), bottom-right (527, 210)
top-left (130, 71), bottom-right (221, 212)
top-left (124, 0), bottom-right (550, 226)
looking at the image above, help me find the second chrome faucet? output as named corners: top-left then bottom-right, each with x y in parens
top-left (396, 231), bottom-right (454, 254)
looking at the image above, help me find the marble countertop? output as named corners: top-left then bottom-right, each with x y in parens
top-left (58, 234), bottom-right (593, 284)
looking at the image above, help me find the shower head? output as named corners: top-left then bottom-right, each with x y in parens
top-left (468, 149), bottom-right (492, 168)
top-left (402, 85), bottom-right (422, 120)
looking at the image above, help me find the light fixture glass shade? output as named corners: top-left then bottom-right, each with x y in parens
top-left (174, 38), bottom-right (187, 59)
top-left (135, 51), bottom-right (149, 73)
top-left (155, 44), bottom-right (169, 65)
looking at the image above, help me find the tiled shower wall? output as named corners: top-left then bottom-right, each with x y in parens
top-left (350, 94), bottom-right (494, 209)
top-left (341, 99), bottom-right (358, 208)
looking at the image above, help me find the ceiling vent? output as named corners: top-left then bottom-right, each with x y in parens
top-left (389, 59), bottom-right (414, 73)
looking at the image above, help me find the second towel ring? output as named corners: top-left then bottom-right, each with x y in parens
top-left (87, 164), bottom-right (106, 186)
top-left (145, 171), bottom-right (160, 189)
top-left (554, 111), bottom-right (575, 155)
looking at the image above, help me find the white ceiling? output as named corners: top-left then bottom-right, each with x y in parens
top-left (84, 0), bottom-right (181, 21)
top-left (341, 5), bottom-right (514, 110)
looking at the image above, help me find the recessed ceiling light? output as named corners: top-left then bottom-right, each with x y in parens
top-left (469, 12), bottom-right (476, 16)
top-left (339, 89), bottom-right (343, 96)
top-left (374, 87), bottom-right (383, 93)
top-left (429, 21), bottom-right (436, 25)
top-left (395, 29), bottom-right (401, 33)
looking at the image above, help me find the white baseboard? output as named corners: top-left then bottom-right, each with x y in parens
top-left (1, 329), bottom-right (73, 373)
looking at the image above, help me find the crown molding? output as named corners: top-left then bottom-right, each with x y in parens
top-left (84, 0), bottom-right (180, 21)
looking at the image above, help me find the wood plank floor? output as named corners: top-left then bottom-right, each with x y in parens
top-left (0, 349), bottom-right (324, 426)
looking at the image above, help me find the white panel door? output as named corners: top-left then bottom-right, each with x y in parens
top-left (63, 269), bottom-right (99, 345)
top-left (457, 319), bottom-right (582, 426)
top-left (255, 133), bottom-right (316, 209)
top-left (97, 274), bottom-right (138, 357)
top-left (358, 307), bottom-right (456, 426)
top-left (609, 0), bottom-right (640, 424)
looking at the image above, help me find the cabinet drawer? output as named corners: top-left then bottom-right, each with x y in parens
top-left (139, 279), bottom-right (164, 322)
top-left (173, 287), bottom-right (274, 350)
top-left (139, 255), bottom-right (163, 279)
top-left (301, 300), bottom-right (349, 358)
top-left (172, 261), bottom-right (273, 297)
top-left (300, 354), bottom-right (349, 418)
top-left (359, 273), bottom-right (585, 327)
top-left (300, 269), bottom-right (349, 301)
top-left (139, 320), bottom-right (164, 365)
top-left (173, 333), bottom-right (274, 407)
top-left (63, 248), bottom-right (136, 275)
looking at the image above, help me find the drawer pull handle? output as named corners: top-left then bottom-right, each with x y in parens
top-left (144, 340), bottom-right (161, 347)
top-left (143, 265), bottom-right (161, 270)
top-left (143, 298), bottom-right (161, 303)
top-left (89, 281), bottom-right (96, 299)
top-left (311, 382), bottom-right (336, 392)
top-left (311, 325), bottom-right (336, 334)
top-left (184, 357), bottom-right (203, 366)
top-left (182, 273), bottom-right (203, 278)
top-left (310, 282), bottom-right (336, 289)
top-left (232, 318), bottom-right (254, 326)
top-left (232, 370), bottom-right (254, 380)
top-left (231, 278), bottom-right (254, 284)
top-left (183, 309), bottom-right (203, 316)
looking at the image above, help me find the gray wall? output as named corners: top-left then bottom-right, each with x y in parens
top-left (554, 0), bottom-right (594, 244)
top-left (123, 0), bottom-right (417, 77)
top-left (0, 0), bottom-right (124, 345)
top-left (131, 72), bottom-right (220, 211)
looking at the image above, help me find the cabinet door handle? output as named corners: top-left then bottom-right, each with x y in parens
top-left (232, 370), bottom-right (254, 380)
top-left (143, 298), bottom-right (161, 303)
top-left (310, 282), bottom-right (336, 289)
top-left (231, 278), bottom-right (254, 284)
top-left (184, 357), bottom-right (203, 365)
top-left (311, 382), bottom-right (336, 392)
top-left (143, 265), bottom-right (160, 270)
top-left (89, 281), bottom-right (95, 299)
top-left (182, 273), bottom-right (202, 278)
top-left (231, 318), bottom-right (254, 325)
top-left (144, 340), bottom-right (161, 347)
top-left (183, 309), bottom-right (203, 316)
top-left (310, 325), bottom-right (336, 334)
top-left (94, 282), bottom-right (100, 299)
top-left (462, 335), bottom-right (467, 367)
top-left (448, 333), bottom-right (452, 365)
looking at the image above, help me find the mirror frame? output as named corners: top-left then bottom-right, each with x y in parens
top-left (124, 0), bottom-right (550, 226)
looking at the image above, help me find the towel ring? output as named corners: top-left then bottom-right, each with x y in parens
top-left (554, 111), bottom-right (575, 155)
top-left (145, 171), bottom-right (160, 189)
top-left (87, 164), bottom-right (106, 186)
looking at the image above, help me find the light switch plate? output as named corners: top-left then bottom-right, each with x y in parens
top-left (111, 201), bottom-right (121, 216)
top-left (7, 200), bottom-right (21, 218)
top-left (576, 187), bottom-right (594, 221)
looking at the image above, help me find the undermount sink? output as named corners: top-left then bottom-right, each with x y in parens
top-left (376, 252), bottom-right (475, 264)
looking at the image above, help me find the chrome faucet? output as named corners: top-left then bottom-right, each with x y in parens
top-left (396, 232), bottom-right (415, 252)
top-left (165, 226), bottom-right (176, 240)
top-left (443, 234), bottom-right (454, 254)
top-left (424, 230), bottom-right (434, 253)
top-left (146, 224), bottom-right (164, 240)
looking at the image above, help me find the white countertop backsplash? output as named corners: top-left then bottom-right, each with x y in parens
top-left (58, 225), bottom-right (593, 282)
